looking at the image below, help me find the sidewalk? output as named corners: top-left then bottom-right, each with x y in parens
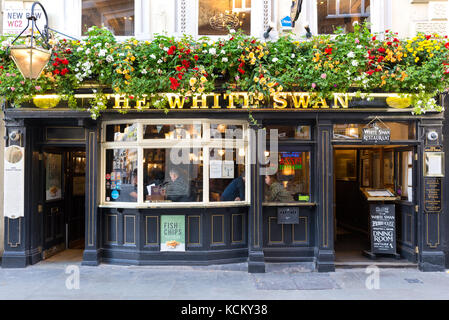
top-left (0, 250), bottom-right (448, 300)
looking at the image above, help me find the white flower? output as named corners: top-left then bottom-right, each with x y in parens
top-left (85, 48), bottom-right (91, 54)
top-left (77, 47), bottom-right (83, 52)
top-left (229, 29), bottom-right (236, 33)
top-left (95, 43), bottom-right (102, 48)
top-left (106, 55), bottom-right (114, 63)
top-left (353, 21), bottom-right (359, 26)
top-left (150, 54), bottom-right (156, 59)
top-left (157, 59), bottom-right (163, 64)
top-left (291, 54), bottom-right (296, 58)
top-left (347, 51), bottom-right (355, 58)
top-left (209, 48), bottom-right (217, 55)
top-left (222, 57), bottom-right (228, 62)
top-left (351, 60), bottom-right (359, 67)
top-left (141, 69), bottom-right (148, 74)
top-left (98, 49), bottom-right (107, 57)
top-left (356, 45), bottom-right (363, 49)
top-left (119, 53), bottom-right (124, 57)
top-left (272, 58), bottom-right (279, 63)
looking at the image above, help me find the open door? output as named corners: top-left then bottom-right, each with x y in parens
top-left (43, 151), bottom-right (66, 257)
top-left (42, 149), bottom-right (86, 258)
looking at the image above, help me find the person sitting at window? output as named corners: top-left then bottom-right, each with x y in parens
top-left (220, 172), bottom-right (245, 201)
top-left (265, 174), bottom-right (293, 202)
top-left (145, 168), bottom-right (165, 201)
top-left (162, 168), bottom-right (190, 202)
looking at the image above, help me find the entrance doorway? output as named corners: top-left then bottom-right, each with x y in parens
top-left (42, 148), bottom-right (86, 260)
top-left (333, 145), bottom-right (418, 265)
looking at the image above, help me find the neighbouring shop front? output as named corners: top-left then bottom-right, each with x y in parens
top-left (2, 92), bottom-right (447, 272)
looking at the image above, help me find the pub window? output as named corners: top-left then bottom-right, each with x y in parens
top-left (102, 120), bottom-right (249, 205)
top-left (198, 0), bottom-right (251, 36)
top-left (264, 151), bottom-right (311, 203)
top-left (318, 0), bottom-right (370, 34)
top-left (333, 122), bottom-right (415, 140)
top-left (105, 148), bottom-right (138, 202)
top-left (143, 148), bottom-right (203, 202)
top-left (82, 0), bottom-right (135, 36)
top-left (209, 148), bottom-right (246, 202)
top-left (266, 125), bottom-right (311, 140)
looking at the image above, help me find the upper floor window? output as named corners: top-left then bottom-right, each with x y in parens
top-left (318, 0), bottom-right (370, 34)
top-left (198, 0), bottom-right (251, 36)
top-left (82, 0), bottom-right (135, 36)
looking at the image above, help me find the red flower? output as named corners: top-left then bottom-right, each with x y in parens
top-left (377, 56), bottom-right (384, 63)
top-left (230, 37), bottom-right (234, 41)
top-left (169, 77), bottom-right (180, 90)
top-left (176, 66), bottom-right (183, 72)
top-left (62, 59), bottom-right (69, 65)
top-left (251, 40), bottom-right (256, 44)
top-left (182, 59), bottom-right (190, 69)
top-left (393, 38), bottom-right (399, 43)
top-left (60, 68), bottom-right (69, 75)
top-left (324, 47), bottom-right (333, 55)
top-left (387, 42), bottom-right (392, 46)
top-left (52, 62), bottom-right (59, 67)
top-left (444, 69), bottom-right (449, 75)
top-left (238, 68), bottom-right (245, 74)
top-left (445, 43), bottom-right (449, 49)
top-left (0, 66), bottom-right (3, 70)
top-left (194, 55), bottom-right (198, 61)
top-left (53, 69), bottom-right (60, 75)
top-left (185, 49), bottom-right (191, 55)
top-left (377, 47), bottom-right (386, 53)
top-left (366, 70), bottom-right (375, 76)
top-left (167, 45), bottom-right (176, 55)
top-left (178, 73), bottom-right (183, 80)
top-left (372, 36), bottom-right (376, 41)
top-left (426, 35), bottom-right (432, 40)
top-left (129, 95), bottom-right (134, 100)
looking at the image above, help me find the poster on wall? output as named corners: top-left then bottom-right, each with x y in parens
top-left (160, 215), bottom-right (185, 252)
top-left (45, 153), bottom-right (62, 201)
top-left (4, 146), bottom-right (25, 218)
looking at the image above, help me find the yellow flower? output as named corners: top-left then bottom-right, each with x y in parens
top-left (116, 69), bottom-right (122, 74)
top-left (198, 87), bottom-right (204, 93)
top-left (267, 82), bottom-right (276, 88)
top-left (248, 52), bottom-right (255, 59)
top-left (125, 74), bottom-right (131, 80)
top-left (133, 40), bottom-right (138, 46)
top-left (415, 57), bottom-right (420, 62)
top-left (131, 56), bottom-right (136, 61)
top-left (189, 78), bottom-right (197, 86)
top-left (253, 77), bottom-right (259, 83)
top-left (200, 76), bottom-right (207, 83)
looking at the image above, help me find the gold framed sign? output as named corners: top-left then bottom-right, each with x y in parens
top-left (424, 152), bottom-right (444, 177)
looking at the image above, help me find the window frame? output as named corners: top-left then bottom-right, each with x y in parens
top-left (100, 119), bottom-right (251, 208)
top-left (177, 0), bottom-right (270, 39)
top-left (325, 0), bottom-right (370, 19)
top-left (77, 0), bottom-right (152, 40)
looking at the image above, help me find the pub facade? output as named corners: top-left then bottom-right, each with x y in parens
top-left (2, 91), bottom-right (447, 272)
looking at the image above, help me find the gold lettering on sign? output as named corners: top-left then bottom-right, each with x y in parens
top-left (166, 93), bottom-right (186, 109)
top-left (313, 98), bottom-right (329, 109)
top-left (211, 93), bottom-right (221, 109)
top-left (192, 94), bottom-right (208, 109)
top-left (113, 95), bottom-right (130, 109)
top-left (273, 93), bottom-right (288, 109)
top-left (333, 93), bottom-right (349, 109)
top-left (290, 93), bottom-right (310, 109)
top-left (136, 95), bottom-right (150, 109)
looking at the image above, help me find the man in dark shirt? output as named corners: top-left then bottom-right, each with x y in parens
top-left (220, 173), bottom-right (245, 201)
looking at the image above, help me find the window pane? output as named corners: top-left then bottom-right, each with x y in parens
top-left (143, 148), bottom-right (203, 203)
top-left (106, 123), bottom-right (137, 142)
top-left (209, 148), bottom-right (246, 202)
top-left (266, 125), bottom-right (311, 140)
top-left (105, 149), bottom-right (138, 202)
top-left (318, 0), bottom-right (370, 34)
top-left (82, 0), bottom-right (134, 36)
top-left (210, 124), bottom-right (243, 139)
top-left (143, 124), bottom-right (202, 140)
top-left (264, 151), bottom-right (311, 203)
top-left (333, 122), bottom-right (415, 140)
top-left (199, 0), bottom-right (251, 36)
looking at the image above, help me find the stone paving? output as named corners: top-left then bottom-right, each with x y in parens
top-left (0, 250), bottom-right (449, 300)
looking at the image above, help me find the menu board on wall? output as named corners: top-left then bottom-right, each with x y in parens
top-left (160, 215), bottom-right (185, 252)
top-left (45, 153), bottom-right (62, 201)
top-left (4, 146), bottom-right (24, 218)
top-left (424, 178), bottom-right (442, 213)
top-left (369, 204), bottom-right (396, 254)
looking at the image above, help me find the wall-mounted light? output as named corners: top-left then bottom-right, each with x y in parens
top-left (8, 1), bottom-right (78, 80)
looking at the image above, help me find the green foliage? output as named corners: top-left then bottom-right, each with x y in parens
top-left (0, 23), bottom-right (448, 118)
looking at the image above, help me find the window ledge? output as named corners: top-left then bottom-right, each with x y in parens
top-left (262, 202), bottom-right (316, 207)
top-left (99, 202), bottom-right (251, 209)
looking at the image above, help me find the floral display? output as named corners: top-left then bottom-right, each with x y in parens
top-left (1, 23), bottom-right (449, 119)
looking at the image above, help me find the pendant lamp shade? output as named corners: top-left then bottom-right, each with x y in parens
top-left (10, 45), bottom-right (52, 80)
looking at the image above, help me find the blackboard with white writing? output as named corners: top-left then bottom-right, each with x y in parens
top-left (369, 204), bottom-right (396, 254)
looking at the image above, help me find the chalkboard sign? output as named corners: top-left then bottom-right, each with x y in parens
top-left (277, 207), bottom-right (299, 224)
top-left (369, 204), bottom-right (396, 254)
